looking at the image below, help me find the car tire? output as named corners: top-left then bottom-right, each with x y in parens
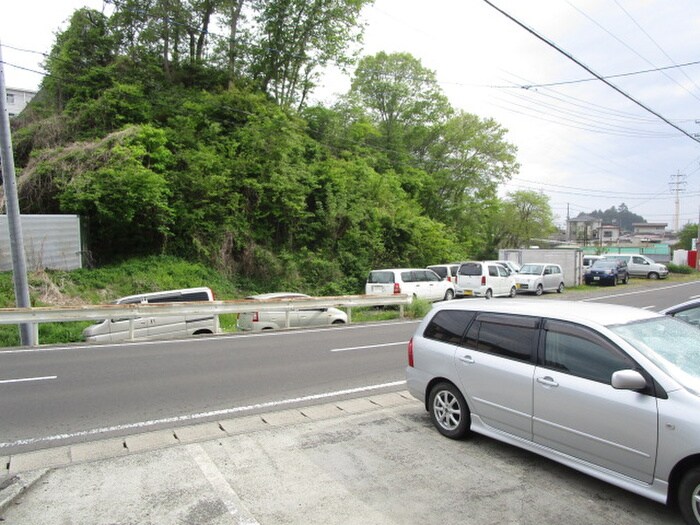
top-left (557, 283), bottom-right (564, 293)
top-left (509, 286), bottom-right (516, 298)
top-left (444, 289), bottom-right (455, 301)
top-left (535, 284), bottom-right (543, 296)
top-left (428, 382), bottom-right (471, 440)
top-left (678, 466), bottom-right (700, 525)
top-left (648, 272), bottom-right (659, 280)
top-left (485, 289), bottom-right (493, 299)
top-left (623, 274), bottom-right (629, 284)
top-left (331, 319), bottom-right (346, 325)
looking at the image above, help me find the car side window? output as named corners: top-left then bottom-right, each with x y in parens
top-left (488, 265), bottom-right (499, 277)
top-left (464, 314), bottom-right (538, 362)
top-left (425, 271), bottom-right (440, 282)
top-left (542, 321), bottom-right (635, 384)
top-left (497, 265), bottom-right (509, 277)
top-left (633, 256), bottom-right (647, 265)
top-left (401, 271), bottom-right (416, 283)
top-left (424, 310), bottom-right (476, 344)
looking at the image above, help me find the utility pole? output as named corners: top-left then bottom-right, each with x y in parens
top-left (0, 41), bottom-right (37, 346)
top-left (669, 171), bottom-right (687, 233)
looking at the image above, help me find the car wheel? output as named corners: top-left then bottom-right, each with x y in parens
top-left (557, 283), bottom-right (564, 293)
top-left (612, 277), bottom-right (618, 286)
top-left (623, 274), bottom-right (629, 284)
top-left (331, 319), bottom-right (345, 325)
top-left (678, 466), bottom-right (700, 525)
top-left (648, 272), bottom-right (659, 280)
top-left (509, 286), bottom-right (516, 298)
top-left (444, 289), bottom-right (455, 301)
top-left (485, 289), bottom-right (493, 299)
top-left (535, 284), bottom-right (543, 296)
top-left (428, 382), bottom-right (471, 439)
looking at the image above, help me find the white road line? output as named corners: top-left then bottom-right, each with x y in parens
top-left (581, 281), bottom-right (700, 302)
top-left (331, 341), bottom-right (407, 352)
top-left (0, 380), bottom-right (406, 449)
top-left (641, 305), bottom-right (656, 310)
top-left (0, 375), bottom-right (57, 385)
top-left (691, 294), bottom-right (700, 300)
top-left (187, 443), bottom-right (260, 525)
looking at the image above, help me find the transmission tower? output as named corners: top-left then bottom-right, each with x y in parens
top-left (669, 171), bottom-right (687, 232)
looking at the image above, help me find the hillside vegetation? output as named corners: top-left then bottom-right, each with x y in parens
top-left (6, 3), bottom-right (561, 294)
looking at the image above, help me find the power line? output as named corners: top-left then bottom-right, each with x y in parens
top-left (482, 0), bottom-right (700, 145)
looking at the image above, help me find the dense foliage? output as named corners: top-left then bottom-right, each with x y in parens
top-left (10, 2), bottom-right (553, 294)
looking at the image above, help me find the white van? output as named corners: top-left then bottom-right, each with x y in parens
top-left (82, 287), bottom-right (219, 343)
top-left (365, 268), bottom-right (455, 302)
top-left (456, 261), bottom-right (516, 299)
top-left (603, 254), bottom-right (669, 279)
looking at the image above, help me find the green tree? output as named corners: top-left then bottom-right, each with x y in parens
top-left (42, 8), bottom-right (116, 110)
top-left (349, 52), bottom-right (452, 164)
top-left (251, 0), bottom-right (371, 109)
top-left (483, 190), bottom-right (556, 257)
top-left (676, 223), bottom-right (699, 250)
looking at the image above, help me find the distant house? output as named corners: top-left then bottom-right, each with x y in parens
top-left (566, 215), bottom-right (602, 245)
top-left (600, 224), bottom-right (621, 244)
top-left (632, 222), bottom-right (667, 242)
top-left (5, 87), bottom-right (37, 117)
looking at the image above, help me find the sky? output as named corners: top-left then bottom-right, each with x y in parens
top-left (3, 0), bottom-right (700, 231)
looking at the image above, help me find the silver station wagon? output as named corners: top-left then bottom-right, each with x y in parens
top-left (406, 300), bottom-right (700, 525)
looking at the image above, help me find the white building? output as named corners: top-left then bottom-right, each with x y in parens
top-left (5, 87), bottom-right (37, 117)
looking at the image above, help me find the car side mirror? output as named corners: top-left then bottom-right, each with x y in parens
top-left (611, 369), bottom-right (647, 391)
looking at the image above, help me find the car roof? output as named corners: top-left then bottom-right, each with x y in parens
top-left (660, 298), bottom-right (700, 315)
top-left (370, 268), bottom-right (436, 273)
top-left (429, 299), bottom-right (660, 327)
top-left (246, 292), bottom-right (310, 300)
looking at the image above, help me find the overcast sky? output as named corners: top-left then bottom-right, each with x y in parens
top-left (3, 0), bottom-right (700, 231)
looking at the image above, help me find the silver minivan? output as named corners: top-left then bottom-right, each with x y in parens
top-left (82, 287), bottom-right (219, 343)
top-left (603, 254), bottom-right (669, 279)
top-left (406, 300), bottom-right (700, 525)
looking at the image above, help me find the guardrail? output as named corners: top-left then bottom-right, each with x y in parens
top-left (0, 294), bottom-right (413, 347)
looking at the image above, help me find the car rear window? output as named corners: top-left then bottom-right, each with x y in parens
top-left (458, 263), bottom-right (482, 276)
top-left (368, 271), bottom-right (395, 284)
top-left (424, 310), bottom-right (476, 344)
top-left (429, 266), bottom-right (448, 279)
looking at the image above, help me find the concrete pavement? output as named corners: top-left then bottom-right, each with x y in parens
top-left (0, 391), bottom-right (685, 524)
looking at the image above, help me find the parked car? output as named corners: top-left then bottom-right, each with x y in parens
top-left (427, 264), bottom-right (463, 297)
top-left (83, 287), bottom-right (218, 343)
top-left (365, 268), bottom-right (455, 302)
top-left (603, 254), bottom-right (669, 279)
top-left (661, 298), bottom-right (700, 327)
top-left (485, 260), bottom-right (521, 274)
top-left (584, 259), bottom-right (629, 286)
top-left (456, 261), bottom-right (516, 299)
top-left (236, 292), bottom-right (347, 331)
top-left (513, 263), bottom-right (565, 295)
top-left (405, 299), bottom-right (700, 525)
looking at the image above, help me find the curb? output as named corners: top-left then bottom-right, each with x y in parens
top-left (0, 469), bottom-right (49, 514)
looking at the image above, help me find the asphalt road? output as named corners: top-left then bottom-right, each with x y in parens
top-left (0, 320), bottom-right (418, 453)
top-left (1, 278), bottom-right (699, 456)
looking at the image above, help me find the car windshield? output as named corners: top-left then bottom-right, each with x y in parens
top-left (591, 261), bottom-right (616, 269)
top-left (519, 264), bottom-right (544, 275)
top-left (610, 316), bottom-right (700, 395)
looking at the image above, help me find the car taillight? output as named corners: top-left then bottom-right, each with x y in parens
top-left (393, 283), bottom-right (401, 294)
top-left (447, 276), bottom-right (452, 282)
top-left (252, 312), bottom-right (259, 322)
top-left (481, 275), bottom-right (486, 286)
top-left (408, 337), bottom-right (414, 367)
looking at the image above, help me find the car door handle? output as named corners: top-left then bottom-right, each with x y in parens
top-left (458, 355), bottom-right (475, 364)
top-left (536, 376), bottom-right (559, 388)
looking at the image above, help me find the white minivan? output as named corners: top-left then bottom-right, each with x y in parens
top-left (456, 261), bottom-right (516, 299)
top-left (82, 287), bottom-right (219, 343)
top-left (365, 268), bottom-right (455, 302)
